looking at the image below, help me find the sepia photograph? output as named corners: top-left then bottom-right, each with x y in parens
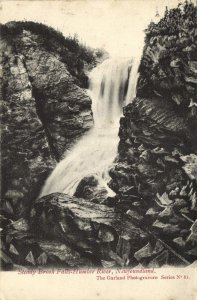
top-left (0, 0), bottom-right (197, 298)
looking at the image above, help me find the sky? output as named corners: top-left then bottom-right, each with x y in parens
top-left (0, 0), bottom-right (181, 58)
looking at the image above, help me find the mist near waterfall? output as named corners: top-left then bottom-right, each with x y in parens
top-left (40, 57), bottom-right (140, 197)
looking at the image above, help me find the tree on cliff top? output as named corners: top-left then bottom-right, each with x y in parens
top-left (145, 0), bottom-right (196, 41)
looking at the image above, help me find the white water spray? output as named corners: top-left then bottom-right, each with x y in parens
top-left (40, 56), bottom-right (140, 198)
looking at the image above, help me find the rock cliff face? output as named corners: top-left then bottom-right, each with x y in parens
top-left (137, 3), bottom-right (196, 114)
top-left (109, 2), bottom-right (197, 263)
top-left (109, 97), bottom-right (196, 258)
top-left (1, 22), bottom-right (94, 218)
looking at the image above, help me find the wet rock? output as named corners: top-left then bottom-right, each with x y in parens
top-left (28, 193), bottom-right (150, 266)
top-left (126, 210), bottom-right (144, 223)
top-left (98, 226), bottom-right (115, 242)
top-left (186, 247), bottom-right (197, 257)
top-left (146, 207), bottom-right (160, 216)
top-left (180, 154), bottom-right (197, 182)
top-left (9, 218), bottom-right (29, 231)
top-left (148, 250), bottom-right (169, 268)
top-left (169, 188), bottom-right (180, 198)
top-left (170, 59), bottom-right (181, 68)
top-left (158, 207), bottom-right (174, 220)
top-left (116, 235), bottom-right (132, 264)
top-left (134, 241), bottom-right (164, 262)
top-left (173, 199), bottom-right (188, 209)
top-left (163, 225), bottom-right (180, 236)
top-left (164, 156), bottom-right (179, 164)
top-left (185, 75), bottom-right (197, 84)
top-left (152, 220), bottom-right (169, 229)
top-left (1, 216), bottom-right (94, 268)
top-left (188, 61), bottom-right (197, 74)
top-left (173, 237), bottom-right (186, 248)
top-left (74, 176), bottom-right (108, 204)
top-left (101, 260), bottom-right (116, 268)
top-left (156, 192), bottom-right (174, 207)
top-left (37, 240), bottom-right (93, 267)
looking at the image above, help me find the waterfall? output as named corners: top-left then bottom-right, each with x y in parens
top-left (125, 55), bottom-right (140, 105)
top-left (40, 56), bottom-right (140, 198)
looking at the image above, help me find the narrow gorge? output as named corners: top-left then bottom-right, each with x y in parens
top-left (40, 57), bottom-right (139, 199)
top-left (1, 1), bottom-right (197, 270)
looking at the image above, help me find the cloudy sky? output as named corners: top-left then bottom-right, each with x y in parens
top-left (1, 0), bottom-right (180, 57)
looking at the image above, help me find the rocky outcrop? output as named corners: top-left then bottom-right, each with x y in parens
top-left (109, 98), bottom-right (196, 256)
top-left (137, 2), bottom-right (197, 117)
top-left (108, 98), bottom-right (197, 263)
top-left (1, 22), bottom-right (95, 218)
top-left (13, 29), bottom-right (93, 158)
top-left (109, 2), bottom-right (197, 264)
top-left (1, 216), bottom-right (94, 269)
top-left (1, 193), bottom-right (193, 269)
top-left (74, 176), bottom-right (110, 205)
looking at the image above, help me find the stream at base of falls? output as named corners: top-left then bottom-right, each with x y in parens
top-left (40, 56), bottom-right (140, 198)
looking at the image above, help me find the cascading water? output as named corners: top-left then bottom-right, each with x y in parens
top-left (40, 56), bottom-right (140, 198)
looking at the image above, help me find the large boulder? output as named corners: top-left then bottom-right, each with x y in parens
top-left (29, 193), bottom-right (149, 267)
